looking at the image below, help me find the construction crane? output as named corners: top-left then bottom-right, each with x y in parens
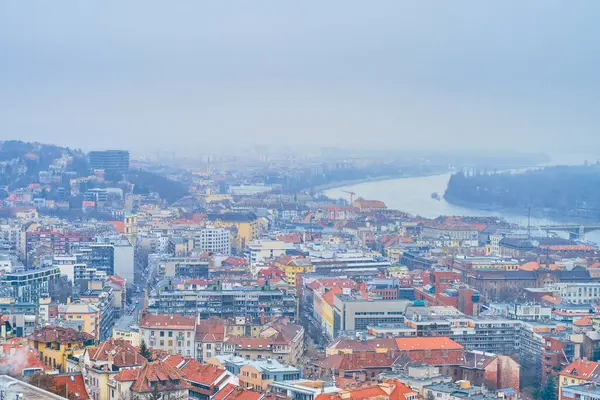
top-left (341, 190), bottom-right (355, 205)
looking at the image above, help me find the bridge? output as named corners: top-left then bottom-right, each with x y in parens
top-left (538, 224), bottom-right (600, 240)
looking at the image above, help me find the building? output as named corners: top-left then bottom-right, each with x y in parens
top-left (559, 360), bottom-right (600, 400)
top-left (89, 150), bottom-right (130, 174)
top-left (332, 294), bottom-right (411, 336)
top-left (0, 375), bottom-right (70, 399)
top-left (208, 212), bottom-right (259, 250)
top-left (156, 257), bottom-right (210, 279)
top-left (177, 358), bottom-right (237, 400)
top-left (221, 319), bottom-right (305, 366)
top-left (423, 381), bottom-right (510, 400)
top-left (549, 282), bottom-right (600, 305)
top-left (195, 227), bottom-right (231, 255)
top-left (0, 265), bottom-right (61, 303)
top-left (195, 318), bottom-right (226, 362)
top-left (212, 356), bottom-right (301, 391)
top-left (110, 360), bottom-right (191, 400)
top-left (83, 338), bottom-right (146, 400)
top-left (270, 380), bottom-right (340, 400)
top-left (562, 382), bottom-right (600, 400)
top-left (27, 326), bottom-right (95, 372)
top-left (58, 303), bottom-right (101, 340)
top-left (148, 283), bottom-right (297, 323)
top-left (277, 258), bottom-right (313, 288)
top-left (249, 240), bottom-right (295, 266)
top-left (140, 314), bottom-right (196, 357)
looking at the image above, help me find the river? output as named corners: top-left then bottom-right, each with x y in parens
top-left (323, 168), bottom-right (600, 244)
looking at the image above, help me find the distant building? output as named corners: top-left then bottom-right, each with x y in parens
top-left (208, 212), bottom-right (258, 250)
top-left (249, 240), bottom-right (294, 266)
top-left (89, 150), bottom-right (130, 174)
top-left (195, 227), bottom-right (232, 255)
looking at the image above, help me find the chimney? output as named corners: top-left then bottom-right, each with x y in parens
top-left (9, 346), bottom-right (16, 356)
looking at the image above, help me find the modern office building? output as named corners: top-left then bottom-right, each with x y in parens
top-left (88, 150), bottom-right (130, 174)
top-left (332, 294), bottom-right (411, 336)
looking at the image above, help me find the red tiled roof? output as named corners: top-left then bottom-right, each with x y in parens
top-left (140, 314), bottom-right (196, 330)
top-left (86, 338), bottom-right (146, 367)
top-left (196, 318), bottom-right (225, 342)
top-left (574, 316), bottom-right (593, 326)
top-left (108, 221), bottom-right (125, 233)
top-left (316, 352), bottom-right (394, 371)
top-left (395, 337), bottom-right (462, 351)
top-left (323, 287), bottom-right (343, 307)
top-left (114, 360), bottom-right (191, 393)
top-left (225, 337), bottom-right (274, 349)
top-left (589, 261), bottom-right (600, 269)
top-left (213, 384), bottom-right (263, 400)
top-left (29, 326), bottom-right (94, 344)
top-left (108, 275), bottom-right (126, 286)
top-left (561, 360), bottom-right (600, 380)
top-left (180, 360), bottom-right (226, 386)
top-left (329, 339), bottom-right (399, 353)
top-left (223, 257), bottom-right (248, 267)
top-left (53, 373), bottom-right (90, 400)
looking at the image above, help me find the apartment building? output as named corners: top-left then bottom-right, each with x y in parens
top-left (194, 227), bottom-right (231, 255)
top-left (28, 326), bottom-right (95, 372)
top-left (208, 212), bottom-right (258, 250)
top-left (140, 314), bottom-right (196, 357)
top-left (148, 283), bottom-right (297, 323)
top-left (58, 303), bottom-right (101, 340)
top-left (550, 282), bottom-right (600, 304)
top-left (0, 265), bottom-right (60, 303)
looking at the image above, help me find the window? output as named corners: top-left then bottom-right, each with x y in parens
top-left (160, 340), bottom-right (164, 346)
top-left (207, 344), bottom-right (212, 350)
top-left (160, 331), bottom-right (165, 337)
top-left (168, 340), bottom-right (173, 346)
top-left (169, 331), bottom-right (173, 337)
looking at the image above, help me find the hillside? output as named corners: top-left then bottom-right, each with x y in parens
top-left (444, 164), bottom-right (600, 220)
top-left (0, 140), bottom-right (187, 205)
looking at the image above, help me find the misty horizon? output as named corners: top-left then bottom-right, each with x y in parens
top-left (1, 1), bottom-right (599, 154)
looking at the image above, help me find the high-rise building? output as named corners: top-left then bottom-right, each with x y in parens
top-left (89, 150), bottom-right (130, 174)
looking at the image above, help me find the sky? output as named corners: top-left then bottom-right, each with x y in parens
top-left (1, 1), bottom-right (599, 156)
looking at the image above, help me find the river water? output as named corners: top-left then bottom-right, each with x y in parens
top-left (323, 170), bottom-right (600, 244)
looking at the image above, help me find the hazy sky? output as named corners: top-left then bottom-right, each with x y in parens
top-left (1, 1), bottom-right (599, 155)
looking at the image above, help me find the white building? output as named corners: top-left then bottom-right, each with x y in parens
top-left (140, 314), bottom-right (196, 357)
top-left (194, 227), bottom-right (231, 255)
top-left (248, 239), bottom-right (294, 266)
top-left (549, 282), bottom-right (600, 304)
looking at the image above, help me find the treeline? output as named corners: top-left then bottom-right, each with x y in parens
top-left (127, 169), bottom-right (188, 204)
top-left (444, 165), bottom-right (600, 219)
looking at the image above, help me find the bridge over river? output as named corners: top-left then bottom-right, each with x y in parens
top-left (539, 224), bottom-right (600, 240)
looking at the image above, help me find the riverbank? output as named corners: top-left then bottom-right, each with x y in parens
top-left (311, 169), bottom-right (451, 194)
top-left (443, 195), bottom-right (600, 225)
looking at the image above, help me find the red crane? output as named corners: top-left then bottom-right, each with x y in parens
top-left (341, 190), bottom-right (355, 205)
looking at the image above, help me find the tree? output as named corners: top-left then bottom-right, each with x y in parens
top-left (140, 339), bottom-right (153, 361)
top-left (541, 377), bottom-right (557, 400)
top-left (28, 371), bottom-right (57, 393)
